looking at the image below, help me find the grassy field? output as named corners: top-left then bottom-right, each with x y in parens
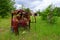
top-left (0, 16), bottom-right (60, 40)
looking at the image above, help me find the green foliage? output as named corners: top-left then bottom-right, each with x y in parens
top-left (24, 8), bottom-right (32, 15)
top-left (0, 16), bottom-right (60, 40)
top-left (40, 4), bottom-right (57, 24)
top-left (41, 12), bottom-right (47, 20)
top-left (0, 0), bottom-right (15, 18)
top-left (24, 8), bottom-right (31, 13)
top-left (41, 5), bottom-right (53, 20)
top-left (53, 7), bottom-right (60, 16)
top-left (36, 10), bottom-right (41, 16)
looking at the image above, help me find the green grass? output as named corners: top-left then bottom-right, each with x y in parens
top-left (0, 16), bottom-right (60, 40)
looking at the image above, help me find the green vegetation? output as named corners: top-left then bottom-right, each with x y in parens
top-left (0, 1), bottom-right (60, 40)
top-left (0, 0), bottom-right (15, 18)
top-left (0, 16), bottom-right (60, 40)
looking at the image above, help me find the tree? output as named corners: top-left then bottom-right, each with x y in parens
top-left (24, 8), bottom-right (32, 15)
top-left (36, 10), bottom-right (41, 16)
top-left (0, 0), bottom-right (15, 18)
top-left (41, 4), bottom-right (53, 20)
top-left (41, 4), bottom-right (56, 24)
top-left (53, 7), bottom-right (60, 16)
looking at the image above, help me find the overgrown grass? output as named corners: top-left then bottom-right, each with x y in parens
top-left (0, 16), bottom-right (60, 40)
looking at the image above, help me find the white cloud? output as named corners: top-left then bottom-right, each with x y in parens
top-left (30, 0), bottom-right (52, 12)
top-left (15, 0), bottom-right (60, 12)
top-left (30, 1), bottom-right (41, 8)
top-left (14, 4), bottom-right (22, 9)
top-left (30, 0), bottom-right (60, 12)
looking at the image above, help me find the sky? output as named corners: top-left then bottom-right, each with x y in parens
top-left (14, 0), bottom-right (60, 12)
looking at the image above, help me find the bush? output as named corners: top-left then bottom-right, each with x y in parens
top-left (47, 13), bottom-right (57, 24)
